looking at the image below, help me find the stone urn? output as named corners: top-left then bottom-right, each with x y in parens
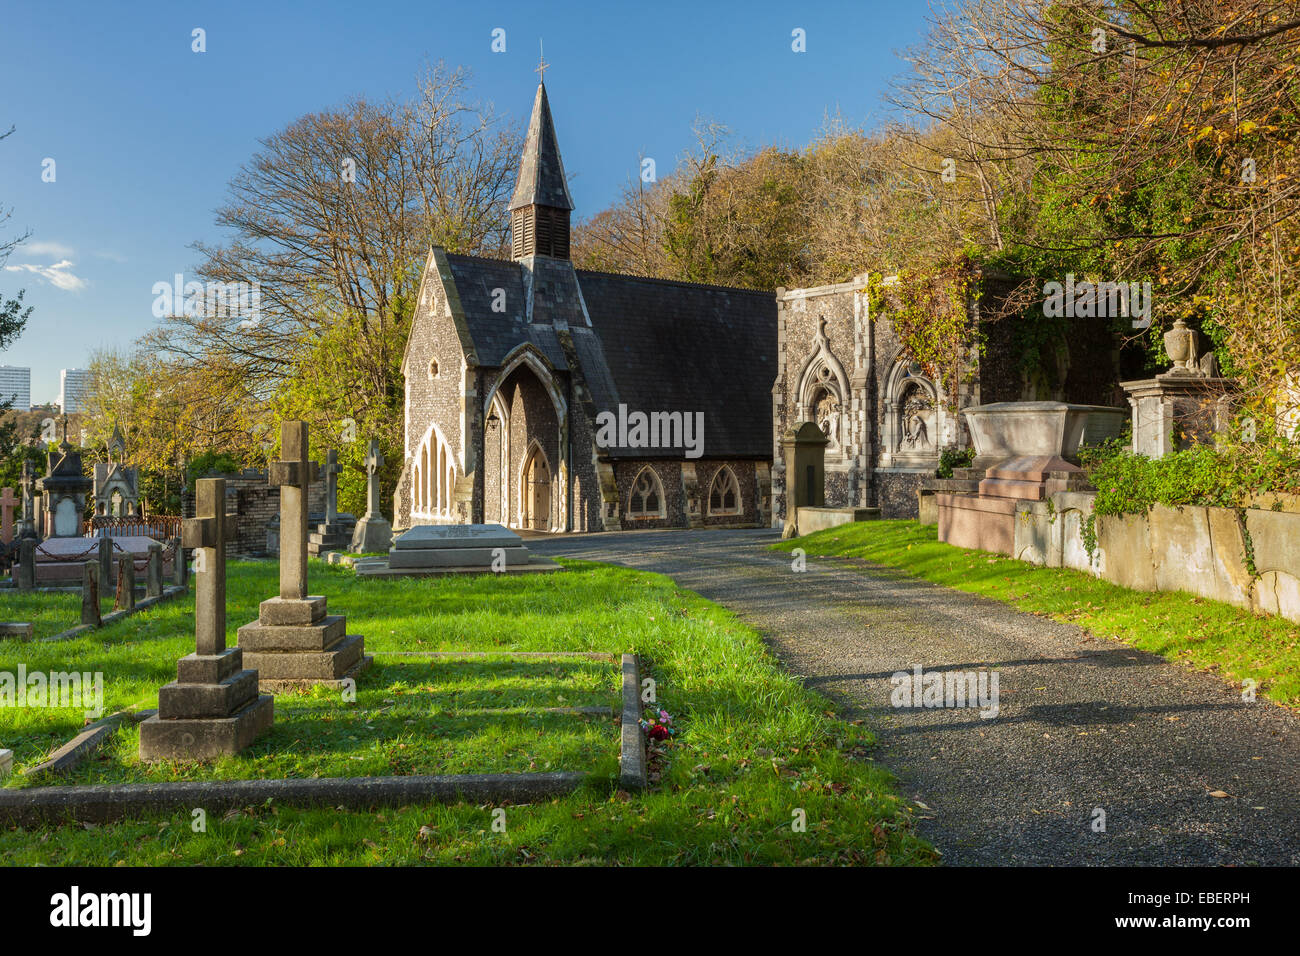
top-left (1163, 317), bottom-right (1200, 375)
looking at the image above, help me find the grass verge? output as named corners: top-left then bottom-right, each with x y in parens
top-left (773, 520), bottom-right (1300, 707)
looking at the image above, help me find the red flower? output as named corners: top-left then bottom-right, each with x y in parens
top-left (648, 724), bottom-right (670, 741)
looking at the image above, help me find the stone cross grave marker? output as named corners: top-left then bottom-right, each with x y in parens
top-left (269, 421), bottom-right (319, 601)
top-left (0, 487), bottom-right (15, 544)
top-left (365, 441), bottom-right (383, 516)
top-left (240, 421), bottom-right (370, 688)
top-left (322, 449), bottom-right (341, 525)
top-left (183, 477), bottom-right (238, 656)
top-left (349, 438), bottom-right (393, 554)
top-left (139, 477), bottom-right (273, 761)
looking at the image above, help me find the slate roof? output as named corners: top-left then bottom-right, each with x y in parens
top-left (509, 83), bottom-right (574, 212)
top-left (576, 270), bottom-right (777, 459)
top-left (442, 253), bottom-right (568, 371)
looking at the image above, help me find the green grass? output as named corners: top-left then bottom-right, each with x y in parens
top-left (0, 558), bottom-right (935, 865)
top-left (0, 588), bottom-right (119, 639)
top-left (774, 520), bottom-right (1300, 707)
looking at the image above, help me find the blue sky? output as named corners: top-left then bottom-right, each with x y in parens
top-left (0, 0), bottom-right (931, 404)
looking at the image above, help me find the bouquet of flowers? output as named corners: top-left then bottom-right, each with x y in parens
top-left (639, 706), bottom-right (676, 742)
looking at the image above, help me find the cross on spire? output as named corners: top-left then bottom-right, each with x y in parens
top-left (536, 40), bottom-right (548, 82)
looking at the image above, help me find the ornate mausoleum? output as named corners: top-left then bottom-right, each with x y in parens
top-left (770, 271), bottom-right (1122, 522)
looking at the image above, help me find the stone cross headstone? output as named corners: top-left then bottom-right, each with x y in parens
top-left (182, 477), bottom-right (238, 655)
top-left (349, 439), bottom-right (393, 554)
top-left (0, 487), bottom-right (15, 544)
top-left (140, 476), bottom-right (273, 761)
top-left (115, 554), bottom-right (136, 611)
top-left (364, 441), bottom-right (384, 517)
top-left (81, 562), bottom-right (101, 627)
top-left (322, 449), bottom-right (341, 525)
top-left (269, 421), bottom-right (319, 602)
top-left (146, 542), bottom-right (163, 599)
top-left (239, 421), bottom-right (370, 688)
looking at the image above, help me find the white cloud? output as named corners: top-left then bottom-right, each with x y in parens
top-left (18, 240), bottom-right (75, 258)
top-left (4, 259), bottom-right (87, 291)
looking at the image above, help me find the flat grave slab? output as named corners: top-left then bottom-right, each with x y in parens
top-left (392, 523), bottom-right (522, 551)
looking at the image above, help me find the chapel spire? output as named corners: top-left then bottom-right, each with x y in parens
top-left (509, 79), bottom-right (574, 260)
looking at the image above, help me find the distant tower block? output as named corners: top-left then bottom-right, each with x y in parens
top-left (238, 422), bottom-right (371, 690)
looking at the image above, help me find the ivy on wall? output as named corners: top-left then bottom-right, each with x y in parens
top-left (865, 256), bottom-right (983, 409)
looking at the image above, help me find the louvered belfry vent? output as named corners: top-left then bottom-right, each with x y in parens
top-left (508, 82), bottom-right (574, 261)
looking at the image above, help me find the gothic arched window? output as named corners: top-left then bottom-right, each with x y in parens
top-left (708, 466), bottom-right (740, 515)
top-left (628, 467), bottom-right (664, 517)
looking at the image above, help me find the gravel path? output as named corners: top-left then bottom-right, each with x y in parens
top-left (530, 527), bottom-right (1300, 865)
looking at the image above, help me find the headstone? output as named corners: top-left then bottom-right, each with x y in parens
top-left (350, 439), bottom-right (393, 553)
top-left (81, 562), bottom-right (102, 627)
top-left (18, 461), bottom-right (37, 540)
top-left (171, 535), bottom-right (187, 586)
top-left (146, 542), bottom-right (163, 598)
top-left (238, 422), bottom-right (370, 687)
top-left (139, 477), bottom-right (273, 761)
top-left (306, 448), bottom-right (357, 556)
top-left (0, 487), bottom-right (16, 544)
top-left (0, 748), bottom-right (11, 779)
top-left (115, 554), bottom-right (136, 611)
top-left (98, 536), bottom-right (113, 593)
top-left (16, 538), bottom-right (35, 590)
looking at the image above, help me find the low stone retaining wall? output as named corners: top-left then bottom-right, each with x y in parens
top-left (795, 506), bottom-right (881, 536)
top-left (1008, 493), bottom-right (1300, 623)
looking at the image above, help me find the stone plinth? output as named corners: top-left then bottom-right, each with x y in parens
top-left (139, 648), bottom-right (274, 760)
top-left (350, 514), bottom-right (393, 554)
top-left (307, 514), bottom-right (356, 556)
top-left (238, 596), bottom-right (371, 686)
top-left (937, 492), bottom-right (1016, 554)
top-left (1121, 375), bottom-right (1239, 459)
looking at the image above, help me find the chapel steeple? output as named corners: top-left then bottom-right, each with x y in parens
top-left (509, 79), bottom-right (574, 260)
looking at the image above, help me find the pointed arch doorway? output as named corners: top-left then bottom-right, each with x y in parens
top-left (522, 443), bottom-right (552, 532)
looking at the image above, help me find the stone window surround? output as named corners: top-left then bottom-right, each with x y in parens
top-left (707, 464), bottom-right (741, 516)
top-left (412, 422), bottom-right (458, 520)
top-left (627, 465), bottom-right (666, 519)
